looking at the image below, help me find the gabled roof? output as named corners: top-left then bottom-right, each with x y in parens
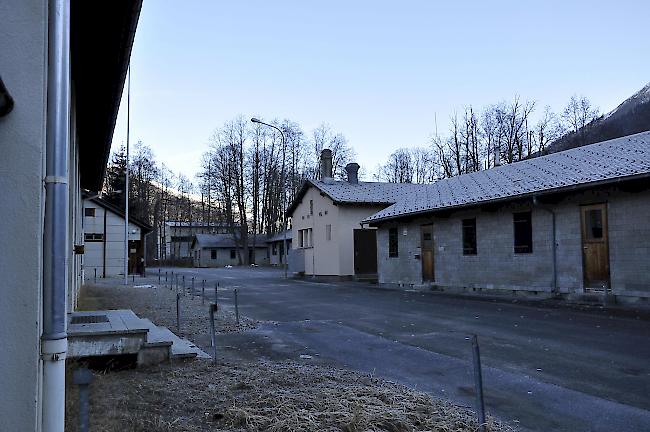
top-left (286, 179), bottom-right (428, 216)
top-left (364, 131), bottom-right (650, 224)
top-left (191, 233), bottom-right (269, 249)
top-left (84, 196), bottom-right (152, 233)
top-left (266, 230), bottom-right (293, 243)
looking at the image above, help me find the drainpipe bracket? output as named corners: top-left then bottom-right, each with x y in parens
top-left (42, 337), bottom-right (68, 359)
top-left (44, 176), bottom-right (68, 185)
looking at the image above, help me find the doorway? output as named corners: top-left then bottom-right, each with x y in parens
top-left (353, 229), bottom-right (377, 275)
top-left (421, 224), bottom-right (434, 282)
top-left (580, 204), bottom-right (610, 291)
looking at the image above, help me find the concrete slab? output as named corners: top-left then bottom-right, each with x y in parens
top-left (138, 318), bottom-right (210, 359)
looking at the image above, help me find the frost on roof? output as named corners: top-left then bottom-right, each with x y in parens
top-left (364, 131), bottom-right (650, 223)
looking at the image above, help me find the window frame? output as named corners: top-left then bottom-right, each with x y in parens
top-left (84, 233), bottom-right (104, 242)
top-left (513, 211), bottom-right (533, 254)
top-left (388, 227), bottom-right (399, 258)
top-left (210, 249), bottom-right (217, 260)
top-left (84, 207), bottom-right (96, 217)
top-left (462, 218), bottom-right (477, 255)
top-left (230, 249), bottom-right (236, 260)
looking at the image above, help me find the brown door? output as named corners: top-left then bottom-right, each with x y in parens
top-left (421, 224), bottom-right (434, 281)
top-left (353, 229), bottom-right (378, 274)
top-left (580, 204), bottom-right (610, 290)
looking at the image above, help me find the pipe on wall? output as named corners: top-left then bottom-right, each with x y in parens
top-left (42, 1), bottom-right (70, 431)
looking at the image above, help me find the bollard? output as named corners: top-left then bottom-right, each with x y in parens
top-left (176, 293), bottom-right (181, 332)
top-left (471, 334), bottom-right (487, 432)
top-left (234, 288), bottom-right (239, 325)
top-left (209, 303), bottom-right (218, 364)
top-left (182, 275), bottom-right (185, 296)
top-left (191, 277), bottom-right (195, 296)
top-left (215, 282), bottom-right (219, 304)
top-left (94, 268), bottom-right (97, 283)
top-left (165, 271), bottom-right (168, 282)
top-left (158, 268), bottom-right (161, 283)
top-left (202, 280), bottom-right (205, 305)
top-left (73, 368), bottom-right (93, 432)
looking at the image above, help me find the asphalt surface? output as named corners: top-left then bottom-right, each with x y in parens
top-left (150, 266), bottom-right (650, 432)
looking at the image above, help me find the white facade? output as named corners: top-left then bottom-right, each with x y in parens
top-left (82, 199), bottom-right (144, 277)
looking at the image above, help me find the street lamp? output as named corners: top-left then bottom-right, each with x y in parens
top-left (251, 117), bottom-right (288, 279)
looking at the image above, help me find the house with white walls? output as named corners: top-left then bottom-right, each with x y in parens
top-left (190, 233), bottom-right (270, 267)
top-left (286, 150), bottom-right (427, 279)
top-left (82, 196), bottom-right (152, 278)
top-left (0, 1), bottom-right (142, 430)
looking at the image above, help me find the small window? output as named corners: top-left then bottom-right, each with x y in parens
top-left (513, 211), bottom-right (533, 254)
top-left (585, 209), bottom-right (603, 239)
top-left (462, 218), bottom-right (477, 255)
top-left (211, 249), bottom-right (217, 260)
top-left (326, 224), bottom-right (332, 241)
top-left (84, 208), bottom-right (96, 217)
top-left (388, 227), bottom-right (399, 257)
top-left (230, 249), bottom-right (237, 259)
top-left (310, 200), bottom-right (314, 215)
top-left (84, 233), bottom-right (103, 242)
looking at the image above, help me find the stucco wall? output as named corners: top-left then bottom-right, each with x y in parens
top-left (376, 186), bottom-right (650, 298)
top-left (0, 1), bottom-right (47, 429)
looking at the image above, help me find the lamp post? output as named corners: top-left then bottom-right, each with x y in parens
top-left (251, 117), bottom-right (288, 279)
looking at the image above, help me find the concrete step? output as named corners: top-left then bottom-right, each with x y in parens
top-left (137, 317), bottom-right (210, 360)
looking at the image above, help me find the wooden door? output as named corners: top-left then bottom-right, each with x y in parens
top-left (421, 224), bottom-right (434, 281)
top-left (353, 229), bottom-right (378, 274)
top-left (581, 204), bottom-right (610, 290)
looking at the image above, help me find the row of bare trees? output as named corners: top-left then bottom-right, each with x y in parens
top-left (374, 94), bottom-right (600, 183)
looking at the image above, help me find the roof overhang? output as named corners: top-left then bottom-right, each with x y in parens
top-left (72, 0), bottom-right (143, 191)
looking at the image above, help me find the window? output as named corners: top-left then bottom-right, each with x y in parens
top-left (326, 224), bottom-right (332, 241)
top-left (585, 209), bottom-right (603, 239)
top-left (84, 207), bottom-right (96, 217)
top-left (84, 233), bottom-right (103, 242)
top-left (513, 211), bottom-right (533, 253)
top-left (310, 200), bottom-right (314, 215)
top-left (211, 249), bottom-right (217, 260)
top-left (297, 228), bottom-right (313, 248)
top-left (388, 227), bottom-right (398, 257)
top-left (272, 243), bottom-right (278, 255)
top-left (230, 249), bottom-right (236, 259)
top-left (462, 218), bottom-right (477, 255)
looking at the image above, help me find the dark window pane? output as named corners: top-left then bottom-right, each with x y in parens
top-left (84, 208), bottom-right (95, 217)
top-left (513, 211), bottom-right (533, 253)
top-left (462, 218), bottom-right (477, 255)
top-left (230, 249), bottom-right (236, 259)
top-left (587, 209), bottom-right (603, 239)
top-left (388, 227), bottom-right (399, 257)
top-left (211, 249), bottom-right (217, 260)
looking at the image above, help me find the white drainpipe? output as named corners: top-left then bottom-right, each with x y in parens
top-left (42, 1), bottom-right (70, 431)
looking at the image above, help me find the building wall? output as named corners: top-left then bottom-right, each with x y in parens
top-left (82, 201), bottom-right (142, 277)
top-left (193, 247), bottom-right (269, 267)
top-left (376, 186), bottom-right (650, 298)
top-left (269, 239), bottom-right (292, 266)
top-left (0, 1), bottom-right (47, 429)
top-left (337, 205), bottom-right (382, 276)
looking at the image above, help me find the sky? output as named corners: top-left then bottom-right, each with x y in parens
top-left (110, 0), bottom-right (650, 181)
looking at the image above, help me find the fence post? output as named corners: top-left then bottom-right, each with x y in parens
top-left (209, 303), bottom-right (218, 364)
top-left (471, 334), bottom-right (487, 432)
top-left (158, 268), bottom-right (161, 283)
top-left (132, 274), bottom-right (135, 283)
top-left (191, 276), bottom-right (195, 297)
top-left (176, 293), bottom-right (181, 332)
top-left (215, 282), bottom-right (219, 304)
top-left (234, 288), bottom-right (239, 325)
top-left (182, 275), bottom-right (185, 296)
top-left (73, 368), bottom-right (93, 432)
top-left (202, 279), bottom-right (205, 305)
top-left (94, 268), bottom-right (97, 284)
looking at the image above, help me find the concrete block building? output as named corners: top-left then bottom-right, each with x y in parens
top-left (267, 229), bottom-right (293, 266)
top-left (364, 132), bottom-right (650, 302)
top-left (82, 197), bottom-right (152, 278)
top-left (191, 233), bottom-right (269, 267)
top-left (0, 1), bottom-right (141, 430)
top-left (287, 150), bottom-right (427, 279)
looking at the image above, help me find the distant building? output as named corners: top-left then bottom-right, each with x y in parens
top-left (160, 221), bottom-right (237, 260)
top-left (266, 230), bottom-right (292, 266)
top-left (190, 233), bottom-right (269, 267)
top-left (82, 196), bottom-right (152, 277)
top-left (286, 150), bottom-right (426, 279)
top-left (364, 132), bottom-right (650, 303)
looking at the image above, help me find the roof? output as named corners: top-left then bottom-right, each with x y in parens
top-left (165, 221), bottom-right (238, 228)
top-left (73, 0), bottom-right (143, 191)
top-left (286, 179), bottom-right (428, 216)
top-left (266, 230), bottom-right (293, 243)
top-left (364, 131), bottom-right (650, 224)
top-left (192, 233), bottom-right (269, 249)
top-left (84, 196), bottom-right (152, 233)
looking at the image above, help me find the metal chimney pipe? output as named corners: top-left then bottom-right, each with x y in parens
top-left (42, 0), bottom-right (70, 431)
top-left (345, 163), bottom-right (360, 184)
top-left (320, 149), bottom-right (333, 180)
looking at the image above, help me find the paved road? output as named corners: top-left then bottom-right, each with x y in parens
top-left (151, 266), bottom-right (650, 431)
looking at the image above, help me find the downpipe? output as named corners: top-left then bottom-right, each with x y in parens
top-left (42, 1), bottom-right (70, 432)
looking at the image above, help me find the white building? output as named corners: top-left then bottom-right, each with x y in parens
top-left (266, 230), bottom-right (292, 266)
top-left (191, 233), bottom-right (269, 267)
top-left (0, 1), bottom-right (141, 430)
top-left (82, 197), bottom-right (152, 278)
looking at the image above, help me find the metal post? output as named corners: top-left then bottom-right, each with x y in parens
top-left (202, 280), bottom-right (205, 305)
top-left (72, 368), bottom-right (93, 432)
top-left (471, 334), bottom-right (487, 432)
top-left (191, 276), bottom-right (195, 296)
top-left (132, 274), bottom-right (135, 284)
top-left (234, 288), bottom-right (239, 325)
top-left (94, 268), bottom-right (96, 284)
top-left (182, 275), bottom-right (185, 296)
top-left (176, 293), bottom-right (181, 332)
top-left (209, 304), bottom-right (218, 364)
top-left (158, 268), bottom-right (161, 283)
top-left (165, 271), bottom-right (168, 282)
top-left (215, 282), bottom-right (219, 304)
